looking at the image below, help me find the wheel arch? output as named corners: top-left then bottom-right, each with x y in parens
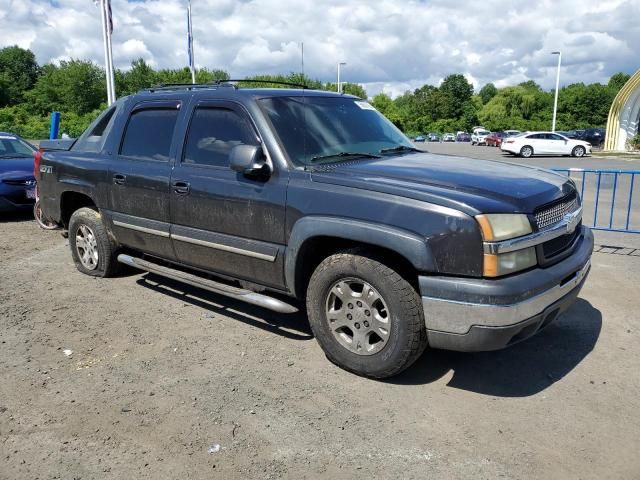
top-left (285, 216), bottom-right (435, 299)
top-left (60, 190), bottom-right (97, 228)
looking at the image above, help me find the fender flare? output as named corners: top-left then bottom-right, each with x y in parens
top-left (285, 216), bottom-right (435, 296)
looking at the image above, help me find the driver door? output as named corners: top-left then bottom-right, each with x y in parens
top-left (169, 100), bottom-right (289, 289)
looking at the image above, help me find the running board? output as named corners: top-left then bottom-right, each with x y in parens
top-left (117, 254), bottom-right (298, 314)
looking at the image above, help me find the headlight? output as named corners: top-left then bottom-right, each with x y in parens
top-left (476, 214), bottom-right (536, 277)
top-left (483, 247), bottom-right (537, 277)
top-left (475, 214), bottom-right (532, 241)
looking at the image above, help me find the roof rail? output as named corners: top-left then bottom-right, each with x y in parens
top-left (142, 79), bottom-right (309, 94)
top-left (145, 83), bottom-right (228, 93)
top-left (214, 79), bottom-right (309, 89)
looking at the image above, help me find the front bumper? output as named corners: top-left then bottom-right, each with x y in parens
top-left (419, 226), bottom-right (593, 352)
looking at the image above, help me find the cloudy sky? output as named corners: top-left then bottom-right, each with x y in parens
top-left (0, 0), bottom-right (638, 97)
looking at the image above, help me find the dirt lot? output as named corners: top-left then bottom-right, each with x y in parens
top-left (1, 215), bottom-right (640, 479)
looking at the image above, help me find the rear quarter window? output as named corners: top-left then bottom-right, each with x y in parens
top-left (72, 106), bottom-right (117, 153)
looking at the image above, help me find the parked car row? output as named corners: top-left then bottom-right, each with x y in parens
top-left (412, 132), bottom-right (471, 142)
top-left (412, 127), bottom-right (605, 148)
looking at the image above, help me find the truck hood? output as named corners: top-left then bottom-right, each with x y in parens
top-left (309, 152), bottom-right (573, 214)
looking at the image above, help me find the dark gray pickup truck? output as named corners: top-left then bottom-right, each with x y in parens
top-left (37, 84), bottom-right (592, 378)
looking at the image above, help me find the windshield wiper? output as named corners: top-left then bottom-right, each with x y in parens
top-left (309, 151), bottom-right (382, 163)
top-left (379, 145), bottom-right (420, 154)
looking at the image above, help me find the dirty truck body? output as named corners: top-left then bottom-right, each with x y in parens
top-left (37, 86), bottom-right (593, 378)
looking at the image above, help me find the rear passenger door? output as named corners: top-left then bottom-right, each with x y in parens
top-left (526, 133), bottom-right (545, 154)
top-left (169, 100), bottom-right (288, 289)
top-left (107, 100), bottom-right (183, 259)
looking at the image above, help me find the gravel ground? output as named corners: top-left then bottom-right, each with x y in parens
top-left (1, 215), bottom-right (640, 479)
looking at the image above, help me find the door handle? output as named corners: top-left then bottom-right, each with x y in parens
top-left (113, 174), bottom-right (126, 185)
top-left (172, 180), bottom-right (190, 195)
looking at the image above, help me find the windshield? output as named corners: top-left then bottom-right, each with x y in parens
top-left (258, 96), bottom-right (414, 166)
top-left (0, 135), bottom-right (35, 159)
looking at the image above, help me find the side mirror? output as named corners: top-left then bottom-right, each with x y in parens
top-left (229, 144), bottom-right (270, 177)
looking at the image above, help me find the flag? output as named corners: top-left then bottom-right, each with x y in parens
top-left (187, 0), bottom-right (194, 71)
top-left (106, 0), bottom-right (113, 34)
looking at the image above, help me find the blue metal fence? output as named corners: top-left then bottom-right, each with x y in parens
top-left (553, 169), bottom-right (639, 234)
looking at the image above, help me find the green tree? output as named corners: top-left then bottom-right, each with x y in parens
top-left (608, 72), bottom-right (631, 92)
top-left (0, 46), bottom-right (40, 106)
top-left (439, 74), bottom-right (474, 118)
top-left (120, 58), bottom-right (157, 94)
top-left (341, 82), bottom-right (367, 99)
top-left (26, 60), bottom-right (106, 115)
top-left (479, 83), bottom-right (497, 104)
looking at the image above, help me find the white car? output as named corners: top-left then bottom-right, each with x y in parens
top-left (501, 131), bottom-right (592, 158)
top-left (442, 133), bottom-right (456, 142)
top-left (471, 129), bottom-right (491, 145)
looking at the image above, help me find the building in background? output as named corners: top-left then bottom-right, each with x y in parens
top-left (605, 69), bottom-right (640, 151)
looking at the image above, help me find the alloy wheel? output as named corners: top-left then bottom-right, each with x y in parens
top-left (325, 278), bottom-right (391, 356)
top-left (75, 224), bottom-right (99, 270)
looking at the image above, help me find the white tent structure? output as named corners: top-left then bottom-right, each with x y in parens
top-left (605, 69), bottom-right (640, 151)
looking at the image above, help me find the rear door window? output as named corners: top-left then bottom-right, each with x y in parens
top-left (120, 106), bottom-right (180, 162)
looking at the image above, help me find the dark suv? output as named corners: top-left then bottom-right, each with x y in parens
top-left (37, 84), bottom-right (593, 378)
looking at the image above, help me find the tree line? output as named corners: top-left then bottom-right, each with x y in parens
top-left (0, 46), bottom-right (366, 139)
top-left (0, 45), bottom-right (631, 139)
top-left (372, 73), bottom-right (630, 136)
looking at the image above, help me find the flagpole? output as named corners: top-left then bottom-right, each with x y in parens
top-left (104, 0), bottom-right (116, 102)
top-left (98, 0), bottom-right (113, 104)
top-left (187, 0), bottom-right (196, 84)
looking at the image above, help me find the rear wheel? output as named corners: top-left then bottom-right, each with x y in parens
top-left (519, 145), bottom-right (534, 158)
top-left (306, 251), bottom-right (427, 378)
top-left (572, 145), bottom-right (586, 157)
top-left (69, 207), bottom-right (120, 277)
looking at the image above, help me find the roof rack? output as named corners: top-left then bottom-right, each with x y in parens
top-left (143, 79), bottom-right (309, 93)
top-left (145, 83), bottom-right (228, 93)
top-left (214, 79), bottom-right (309, 89)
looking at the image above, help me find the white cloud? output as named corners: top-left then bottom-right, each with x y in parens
top-left (0, 0), bottom-right (638, 98)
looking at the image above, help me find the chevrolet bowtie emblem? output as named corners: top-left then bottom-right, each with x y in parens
top-left (564, 211), bottom-right (580, 233)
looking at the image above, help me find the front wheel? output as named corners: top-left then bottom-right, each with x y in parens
top-left (572, 145), bottom-right (586, 157)
top-left (306, 251), bottom-right (427, 378)
top-left (68, 207), bottom-right (120, 277)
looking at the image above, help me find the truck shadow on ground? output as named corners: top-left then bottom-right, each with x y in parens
top-left (391, 298), bottom-right (602, 397)
top-left (133, 271), bottom-right (601, 397)
top-left (136, 273), bottom-right (313, 341)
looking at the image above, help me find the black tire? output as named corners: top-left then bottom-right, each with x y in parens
top-left (68, 207), bottom-right (120, 277)
top-left (306, 250), bottom-right (427, 379)
top-left (572, 145), bottom-right (586, 158)
top-left (519, 145), bottom-right (534, 158)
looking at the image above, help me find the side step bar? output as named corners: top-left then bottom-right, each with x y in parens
top-left (117, 254), bottom-right (298, 314)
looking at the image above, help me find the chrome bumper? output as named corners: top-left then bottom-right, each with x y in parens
top-left (422, 259), bottom-right (590, 334)
top-left (419, 226), bottom-right (593, 351)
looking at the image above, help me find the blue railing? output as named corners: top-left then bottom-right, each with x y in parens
top-left (553, 169), bottom-right (639, 234)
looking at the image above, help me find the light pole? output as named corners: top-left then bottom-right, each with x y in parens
top-left (551, 51), bottom-right (562, 132)
top-left (337, 62), bottom-right (346, 93)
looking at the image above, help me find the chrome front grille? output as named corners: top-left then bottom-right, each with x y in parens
top-left (534, 193), bottom-right (579, 230)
